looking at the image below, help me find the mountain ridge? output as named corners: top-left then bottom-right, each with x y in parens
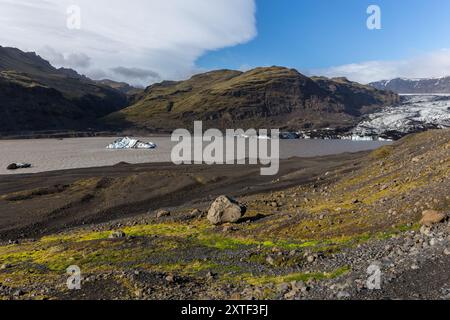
top-left (105, 66), bottom-right (399, 132)
top-left (0, 46), bottom-right (399, 134)
top-left (370, 76), bottom-right (450, 94)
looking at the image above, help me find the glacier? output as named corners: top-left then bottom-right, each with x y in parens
top-left (352, 95), bottom-right (450, 140)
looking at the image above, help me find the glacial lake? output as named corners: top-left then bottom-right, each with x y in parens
top-left (0, 137), bottom-right (391, 175)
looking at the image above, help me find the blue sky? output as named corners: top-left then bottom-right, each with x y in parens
top-left (2, 0), bottom-right (450, 85)
top-left (197, 0), bottom-right (450, 83)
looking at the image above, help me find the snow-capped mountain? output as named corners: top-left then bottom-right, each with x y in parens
top-left (370, 77), bottom-right (450, 94)
top-left (352, 95), bottom-right (450, 140)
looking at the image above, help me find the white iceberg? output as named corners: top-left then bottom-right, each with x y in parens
top-left (106, 137), bottom-right (157, 150)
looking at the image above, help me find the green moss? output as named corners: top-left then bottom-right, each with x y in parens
top-left (370, 145), bottom-right (393, 160)
top-left (146, 260), bottom-right (219, 275)
top-left (236, 266), bottom-right (351, 286)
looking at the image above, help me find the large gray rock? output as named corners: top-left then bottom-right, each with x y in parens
top-left (207, 196), bottom-right (246, 225)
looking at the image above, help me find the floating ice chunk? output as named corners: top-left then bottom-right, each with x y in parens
top-left (106, 137), bottom-right (157, 150)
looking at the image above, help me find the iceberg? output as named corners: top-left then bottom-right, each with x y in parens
top-left (106, 137), bottom-right (157, 150)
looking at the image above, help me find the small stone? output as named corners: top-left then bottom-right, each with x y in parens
top-left (266, 256), bottom-right (275, 266)
top-left (306, 255), bottom-right (316, 263)
top-left (291, 281), bottom-right (308, 293)
top-left (156, 210), bottom-right (171, 219)
top-left (0, 264), bottom-right (11, 270)
top-left (444, 248), bottom-right (450, 256)
top-left (109, 231), bottom-right (126, 239)
top-left (165, 275), bottom-right (175, 283)
top-left (284, 289), bottom-right (298, 300)
top-left (337, 291), bottom-right (351, 299)
top-left (420, 226), bottom-right (432, 236)
top-left (420, 210), bottom-right (447, 226)
top-left (277, 283), bottom-right (289, 293)
top-left (13, 289), bottom-right (24, 297)
top-left (134, 289), bottom-right (143, 298)
top-left (190, 209), bottom-right (203, 217)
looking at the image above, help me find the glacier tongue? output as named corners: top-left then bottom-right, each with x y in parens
top-left (352, 95), bottom-right (450, 139)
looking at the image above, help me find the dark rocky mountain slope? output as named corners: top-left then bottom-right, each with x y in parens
top-left (0, 46), bottom-right (128, 134)
top-left (105, 67), bottom-right (399, 132)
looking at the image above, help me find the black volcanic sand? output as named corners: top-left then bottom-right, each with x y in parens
top-left (0, 153), bottom-right (363, 241)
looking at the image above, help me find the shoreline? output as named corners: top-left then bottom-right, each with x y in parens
top-left (0, 131), bottom-right (172, 141)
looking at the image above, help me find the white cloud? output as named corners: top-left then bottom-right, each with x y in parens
top-left (0, 0), bottom-right (256, 85)
top-left (313, 49), bottom-right (450, 84)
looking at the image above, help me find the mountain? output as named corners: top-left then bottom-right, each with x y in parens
top-left (0, 47), bottom-right (400, 134)
top-left (0, 46), bottom-right (128, 133)
top-left (370, 77), bottom-right (450, 94)
top-left (105, 67), bottom-right (399, 132)
top-left (96, 79), bottom-right (143, 95)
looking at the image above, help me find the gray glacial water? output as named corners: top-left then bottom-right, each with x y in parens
top-left (0, 137), bottom-right (391, 175)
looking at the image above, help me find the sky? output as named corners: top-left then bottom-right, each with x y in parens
top-left (1, 0), bottom-right (450, 85)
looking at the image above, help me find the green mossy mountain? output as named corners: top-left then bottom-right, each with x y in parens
top-left (0, 46), bottom-right (128, 133)
top-left (105, 67), bottom-right (399, 132)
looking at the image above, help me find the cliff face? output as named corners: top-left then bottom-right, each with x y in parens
top-left (0, 46), bottom-right (128, 134)
top-left (106, 67), bottom-right (399, 132)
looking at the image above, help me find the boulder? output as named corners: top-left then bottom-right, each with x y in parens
top-left (7, 163), bottom-right (18, 170)
top-left (420, 210), bottom-right (447, 226)
top-left (207, 196), bottom-right (246, 225)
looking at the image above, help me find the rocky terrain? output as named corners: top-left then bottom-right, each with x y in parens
top-left (105, 67), bottom-right (398, 132)
top-left (0, 46), bottom-right (128, 134)
top-left (370, 77), bottom-right (450, 94)
top-left (0, 129), bottom-right (448, 300)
